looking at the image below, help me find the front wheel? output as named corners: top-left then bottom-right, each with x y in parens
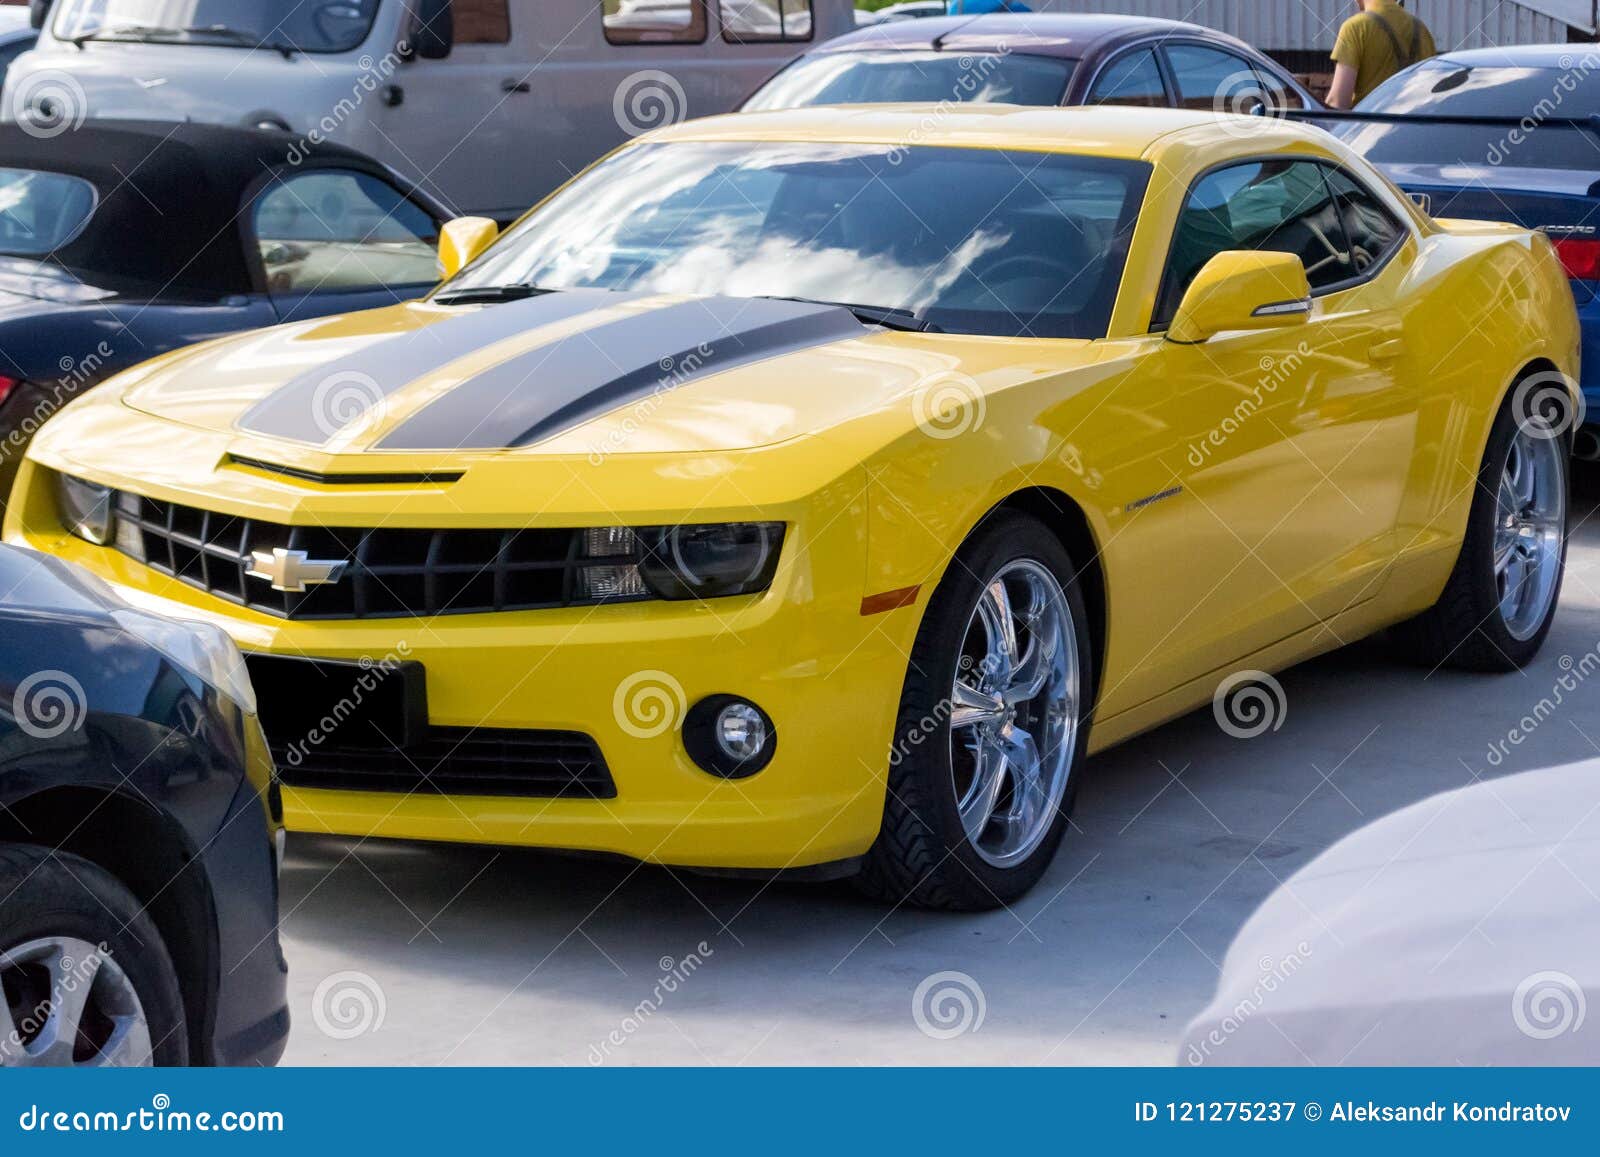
top-left (855, 512), bottom-right (1093, 911)
top-left (1393, 389), bottom-right (1568, 671)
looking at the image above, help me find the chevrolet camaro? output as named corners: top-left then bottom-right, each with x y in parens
top-left (4, 106), bottom-right (1578, 910)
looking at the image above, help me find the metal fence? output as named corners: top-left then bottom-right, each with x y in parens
top-left (1030, 1), bottom-right (1582, 53)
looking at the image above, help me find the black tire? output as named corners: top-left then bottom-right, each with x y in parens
top-left (1391, 387), bottom-right (1569, 672)
top-left (854, 511), bottom-right (1093, 911)
top-left (0, 844), bottom-right (188, 1066)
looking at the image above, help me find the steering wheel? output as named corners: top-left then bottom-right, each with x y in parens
top-left (969, 252), bottom-right (1082, 293)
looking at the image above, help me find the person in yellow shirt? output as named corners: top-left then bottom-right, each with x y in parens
top-left (1326, 0), bottom-right (1437, 108)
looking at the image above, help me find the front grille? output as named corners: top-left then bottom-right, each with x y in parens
top-left (112, 493), bottom-right (648, 620)
top-left (274, 727), bottom-right (616, 800)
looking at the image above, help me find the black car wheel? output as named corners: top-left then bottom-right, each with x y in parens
top-left (0, 844), bottom-right (187, 1067)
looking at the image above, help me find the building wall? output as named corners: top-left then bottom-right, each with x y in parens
top-left (1032, 1), bottom-right (1578, 53)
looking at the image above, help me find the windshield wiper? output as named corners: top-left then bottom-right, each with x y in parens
top-left (432, 285), bottom-right (560, 306)
top-left (760, 295), bottom-right (939, 333)
top-left (72, 23), bottom-right (296, 57)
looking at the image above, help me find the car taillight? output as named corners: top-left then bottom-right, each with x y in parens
top-left (1552, 237), bottom-right (1600, 281)
top-left (0, 374), bottom-right (18, 408)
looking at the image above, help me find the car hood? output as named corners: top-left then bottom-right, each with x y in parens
top-left (115, 290), bottom-right (1035, 458)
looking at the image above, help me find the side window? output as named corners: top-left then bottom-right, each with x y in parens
top-left (1165, 44), bottom-right (1265, 112)
top-left (1322, 167), bottom-right (1405, 273)
top-left (603, 0), bottom-right (708, 44)
top-left (1155, 161), bottom-right (1354, 328)
top-left (454, 0), bottom-right (511, 44)
top-left (1252, 65), bottom-right (1305, 111)
top-left (254, 170), bottom-right (441, 297)
top-left (724, 0), bottom-right (813, 42)
top-left (1087, 48), bottom-right (1166, 108)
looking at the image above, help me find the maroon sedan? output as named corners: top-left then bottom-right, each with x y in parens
top-left (743, 13), bottom-right (1317, 115)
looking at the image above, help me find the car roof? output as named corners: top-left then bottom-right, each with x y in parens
top-left (650, 103), bottom-right (1324, 162)
top-left (815, 13), bottom-right (1224, 59)
top-left (1424, 44), bottom-right (1594, 69)
top-left (0, 120), bottom-right (429, 298)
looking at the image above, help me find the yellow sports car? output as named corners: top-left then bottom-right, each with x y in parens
top-left (5, 106), bottom-right (1578, 910)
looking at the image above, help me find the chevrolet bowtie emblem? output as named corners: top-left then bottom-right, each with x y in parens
top-left (247, 548), bottom-right (348, 593)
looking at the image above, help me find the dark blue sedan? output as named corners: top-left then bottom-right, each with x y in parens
top-left (0, 120), bottom-right (452, 506)
top-left (1327, 46), bottom-right (1600, 449)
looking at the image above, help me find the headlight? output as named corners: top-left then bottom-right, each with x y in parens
top-left (56, 473), bottom-right (114, 545)
top-left (637, 523), bottom-right (786, 600)
top-left (109, 607), bottom-right (258, 716)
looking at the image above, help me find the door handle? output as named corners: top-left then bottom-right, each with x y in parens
top-left (1369, 336), bottom-right (1407, 362)
top-left (502, 79), bottom-right (531, 93)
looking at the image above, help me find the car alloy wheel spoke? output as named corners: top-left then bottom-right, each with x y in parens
top-left (951, 680), bottom-right (1007, 730)
top-left (998, 724), bottom-right (1046, 833)
top-left (25, 942), bottom-right (101, 1065)
top-left (0, 937), bottom-right (152, 1068)
top-left (1493, 428), bottom-right (1564, 641)
top-left (89, 1015), bottom-right (155, 1069)
top-left (959, 735), bottom-right (1010, 845)
top-left (1007, 608), bottom-right (1061, 706)
top-left (977, 578), bottom-right (1020, 685)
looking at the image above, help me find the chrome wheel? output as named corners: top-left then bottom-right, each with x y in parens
top-left (1494, 428), bottom-right (1565, 641)
top-left (949, 559), bottom-right (1079, 869)
top-left (0, 937), bottom-right (152, 1067)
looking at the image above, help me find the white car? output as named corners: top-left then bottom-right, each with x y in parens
top-left (1183, 761), bottom-right (1600, 1065)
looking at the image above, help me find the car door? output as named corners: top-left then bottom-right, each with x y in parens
top-left (1107, 159), bottom-right (1416, 704)
top-left (249, 167), bottom-right (444, 324)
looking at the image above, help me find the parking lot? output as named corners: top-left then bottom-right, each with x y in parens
top-left (266, 470), bottom-right (1600, 1066)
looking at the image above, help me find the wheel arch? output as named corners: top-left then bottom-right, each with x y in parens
top-left (0, 786), bottom-right (219, 1064)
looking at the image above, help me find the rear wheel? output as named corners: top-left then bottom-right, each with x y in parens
top-left (1393, 389), bottom-right (1568, 671)
top-left (855, 513), bottom-right (1092, 911)
top-left (0, 845), bottom-right (187, 1067)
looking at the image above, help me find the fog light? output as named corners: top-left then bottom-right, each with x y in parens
top-left (684, 695), bottom-right (776, 779)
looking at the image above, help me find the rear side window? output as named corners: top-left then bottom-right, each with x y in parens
top-left (1088, 48), bottom-right (1166, 107)
top-left (1155, 161), bottom-right (1355, 327)
top-left (603, 0), bottom-right (708, 44)
top-left (742, 50), bottom-right (1076, 110)
top-left (455, 0), bottom-right (511, 43)
top-left (1321, 167), bottom-right (1404, 273)
top-left (1165, 43), bottom-right (1265, 111)
top-left (253, 170), bottom-right (441, 297)
top-left (0, 168), bottom-right (97, 257)
top-left (724, 0), bottom-right (812, 42)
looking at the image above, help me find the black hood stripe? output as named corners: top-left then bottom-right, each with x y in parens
top-left (376, 296), bottom-right (864, 451)
top-left (236, 289), bottom-right (639, 445)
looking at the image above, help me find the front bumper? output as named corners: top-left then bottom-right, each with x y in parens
top-left (6, 460), bottom-right (912, 871)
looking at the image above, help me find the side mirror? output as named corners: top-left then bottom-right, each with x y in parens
top-left (437, 216), bottom-right (499, 281)
top-left (29, 0), bottom-right (52, 31)
top-left (407, 0), bottom-right (454, 61)
top-left (1167, 251), bottom-right (1311, 345)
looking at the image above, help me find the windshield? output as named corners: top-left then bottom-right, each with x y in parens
top-left (744, 51), bottom-right (1076, 111)
top-left (0, 168), bottom-right (97, 257)
top-left (444, 141), bottom-right (1149, 339)
top-left (52, 0), bottom-right (380, 54)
